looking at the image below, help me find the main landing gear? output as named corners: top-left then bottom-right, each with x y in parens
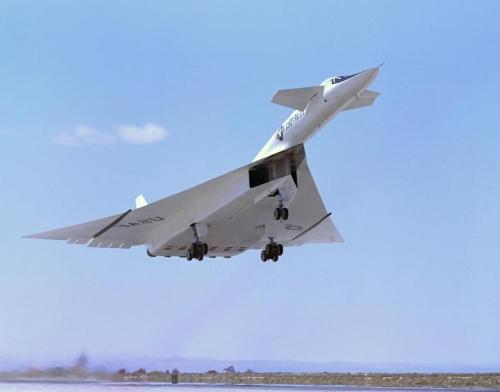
top-left (274, 205), bottom-right (289, 221)
top-left (261, 241), bottom-right (284, 262)
top-left (186, 222), bottom-right (209, 261)
top-left (186, 242), bottom-right (208, 261)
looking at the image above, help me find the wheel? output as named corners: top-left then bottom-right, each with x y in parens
top-left (271, 244), bottom-right (279, 255)
top-left (265, 243), bottom-right (272, 254)
top-left (278, 244), bottom-right (283, 256)
top-left (203, 243), bottom-right (208, 255)
top-left (261, 250), bottom-right (267, 262)
top-left (190, 243), bottom-right (196, 255)
top-left (274, 207), bottom-right (282, 220)
top-left (272, 253), bottom-right (279, 262)
top-left (282, 208), bottom-right (289, 221)
top-left (197, 252), bottom-right (204, 261)
top-left (186, 249), bottom-right (193, 261)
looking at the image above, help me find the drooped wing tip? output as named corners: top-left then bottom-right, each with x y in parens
top-left (22, 232), bottom-right (56, 240)
top-left (22, 232), bottom-right (42, 239)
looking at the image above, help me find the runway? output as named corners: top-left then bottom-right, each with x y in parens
top-left (0, 382), bottom-right (496, 392)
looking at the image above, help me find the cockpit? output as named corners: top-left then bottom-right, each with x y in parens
top-left (320, 72), bottom-right (359, 87)
top-left (330, 74), bottom-right (355, 84)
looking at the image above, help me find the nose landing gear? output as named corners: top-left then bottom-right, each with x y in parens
top-left (274, 203), bottom-right (289, 221)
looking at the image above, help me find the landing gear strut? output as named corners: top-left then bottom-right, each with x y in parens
top-left (186, 242), bottom-right (208, 261)
top-left (261, 241), bottom-right (283, 262)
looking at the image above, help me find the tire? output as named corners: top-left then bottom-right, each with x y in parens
top-left (197, 253), bottom-right (204, 261)
top-left (278, 244), bottom-right (283, 256)
top-left (274, 207), bottom-right (282, 220)
top-left (265, 243), bottom-right (271, 254)
top-left (261, 250), bottom-right (267, 262)
top-left (203, 243), bottom-right (208, 255)
top-left (186, 249), bottom-right (193, 261)
top-left (272, 253), bottom-right (279, 262)
top-left (282, 208), bottom-right (289, 221)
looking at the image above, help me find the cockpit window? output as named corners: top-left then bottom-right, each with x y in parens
top-left (331, 74), bottom-right (355, 84)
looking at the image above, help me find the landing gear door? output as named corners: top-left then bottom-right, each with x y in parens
top-left (277, 175), bottom-right (298, 208)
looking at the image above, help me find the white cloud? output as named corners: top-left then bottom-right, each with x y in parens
top-left (116, 123), bottom-right (168, 144)
top-left (53, 123), bottom-right (168, 147)
top-left (53, 125), bottom-right (115, 147)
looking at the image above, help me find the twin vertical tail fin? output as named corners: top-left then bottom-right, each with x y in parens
top-left (135, 194), bottom-right (148, 209)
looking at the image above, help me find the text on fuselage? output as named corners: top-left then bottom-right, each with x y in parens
top-left (275, 110), bottom-right (304, 141)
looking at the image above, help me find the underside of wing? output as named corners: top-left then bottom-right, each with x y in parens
top-left (24, 151), bottom-right (293, 254)
top-left (248, 147), bottom-right (343, 248)
top-left (25, 210), bottom-right (159, 249)
top-left (25, 144), bottom-right (342, 258)
top-left (23, 210), bottom-right (140, 248)
top-left (280, 162), bottom-right (344, 247)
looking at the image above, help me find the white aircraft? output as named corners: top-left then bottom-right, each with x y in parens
top-left (26, 67), bottom-right (381, 262)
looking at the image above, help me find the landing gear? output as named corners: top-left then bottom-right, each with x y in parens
top-left (186, 242), bottom-right (208, 261)
top-left (274, 206), bottom-right (289, 221)
top-left (186, 223), bottom-right (209, 261)
top-left (261, 241), bottom-right (283, 262)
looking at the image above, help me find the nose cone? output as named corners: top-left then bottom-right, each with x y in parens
top-left (351, 66), bottom-right (379, 88)
top-left (326, 65), bottom-right (380, 101)
top-left (332, 66), bottom-right (379, 98)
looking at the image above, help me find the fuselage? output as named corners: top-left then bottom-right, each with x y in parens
top-left (254, 67), bottom-right (379, 161)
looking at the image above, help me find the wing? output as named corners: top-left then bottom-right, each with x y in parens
top-left (24, 157), bottom-right (291, 253)
top-left (277, 159), bottom-right (344, 247)
top-left (24, 209), bottom-right (139, 248)
top-left (25, 144), bottom-right (342, 257)
top-left (245, 148), bottom-right (344, 248)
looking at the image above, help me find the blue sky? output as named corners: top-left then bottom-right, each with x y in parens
top-left (1, 0), bottom-right (500, 370)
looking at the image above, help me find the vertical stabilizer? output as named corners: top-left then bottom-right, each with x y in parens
top-left (135, 194), bottom-right (148, 209)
